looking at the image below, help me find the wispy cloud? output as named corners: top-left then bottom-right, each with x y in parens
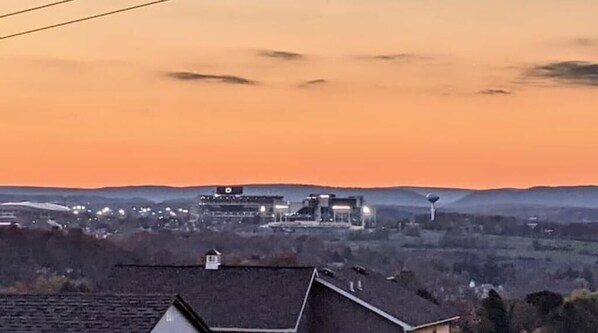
top-left (259, 50), bottom-right (304, 60)
top-left (167, 72), bottom-right (256, 85)
top-left (572, 38), bottom-right (598, 47)
top-left (478, 89), bottom-right (512, 95)
top-left (526, 61), bottom-right (598, 87)
top-left (371, 54), bottom-right (414, 61)
top-left (298, 79), bottom-right (327, 88)
top-left (358, 53), bottom-right (423, 62)
top-left (8, 56), bottom-right (128, 72)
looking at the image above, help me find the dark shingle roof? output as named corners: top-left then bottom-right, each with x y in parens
top-left (316, 267), bottom-right (458, 328)
top-left (0, 293), bottom-right (200, 333)
top-left (205, 249), bottom-right (221, 256)
top-left (102, 265), bottom-right (316, 330)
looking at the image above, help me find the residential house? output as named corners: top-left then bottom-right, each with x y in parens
top-left (102, 251), bottom-right (458, 333)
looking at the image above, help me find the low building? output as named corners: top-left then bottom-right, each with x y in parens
top-left (0, 293), bottom-right (211, 333)
top-left (197, 186), bottom-right (285, 224)
top-left (102, 251), bottom-right (457, 333)
top-left (0, 202), bottom-right (72, 229)
top-left (267, 194), bottom-right (376, 230)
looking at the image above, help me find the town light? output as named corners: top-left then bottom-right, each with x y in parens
top-left (332, 205), bottom-right (351, 210)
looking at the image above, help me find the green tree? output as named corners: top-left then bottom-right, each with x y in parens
top-left (562, 291), bottom-right (598, 333)
top-left (506, 300), bottom-right (540, 333)
top-left (479, 290), bottom-right (509, 333)
top-left (525, 290), bottom-right (564, 320)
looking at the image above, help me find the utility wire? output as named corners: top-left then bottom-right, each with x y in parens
top-left (0, 0), bottom-right (170, 41)
top-left (0, 0), bottom-right (76, 19)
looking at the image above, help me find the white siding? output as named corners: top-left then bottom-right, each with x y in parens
top-left (414, 323), bottom-right (451, 333)
top-left (151, 305), bottom-right (200, 333)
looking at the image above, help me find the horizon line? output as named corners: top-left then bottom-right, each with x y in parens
top-left (0, 182), bottom-right (596, 192)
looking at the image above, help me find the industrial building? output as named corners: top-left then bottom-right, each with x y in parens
top-left (196, 186), bottom-right (287, 224)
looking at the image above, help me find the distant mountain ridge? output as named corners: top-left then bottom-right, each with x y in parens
top-left (452, 186), bottom-right (598, 209)
top-left (0, 185), bottom-right (434, 206)
top-left (0, 184), bottom-right (596, 209)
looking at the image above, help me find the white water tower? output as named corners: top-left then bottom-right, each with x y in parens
top-left (426, 193), bottom-right (440, 222)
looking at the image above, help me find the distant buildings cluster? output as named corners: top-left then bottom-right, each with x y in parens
top-left (197, 186), bottom-right (376, 230)
top-left (0, 201), bottom-right (193, 237)
top-left (0, 186), bottom-right (377, 235)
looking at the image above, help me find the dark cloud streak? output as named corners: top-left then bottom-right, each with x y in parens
top-left (299, 79), bottom-right (327, 88)
top-left (167, 72), bottom-right (256, 85)
top-left (370, 54), bottom-right (414, 61)
top-left (356, 53), bottom-right (424, 62)
top-left (259, 50), bottom-right (304, 60)
top-left (478, 89), bottom-right (512, 95)
top-left (527, 61), bottom-right (598, 87)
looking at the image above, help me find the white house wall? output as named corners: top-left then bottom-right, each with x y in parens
top-left (413, 323), bottom-right (450, 333)
top-left (151, 305), bottom-right (199, 333)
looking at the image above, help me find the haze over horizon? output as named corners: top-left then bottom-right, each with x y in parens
top-left (2, 0), bottom-right (598, 189)
top-left (0, 182), bottom-right (596, 192)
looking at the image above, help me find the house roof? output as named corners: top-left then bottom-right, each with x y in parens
top-left (315, 267), bottom-right (458, 329)
top-left (204, 249), bottom-right (221, 256)
top-left (102, 265), bottom-right (316, 331)
top-left (0, 293), bottom-right (210, 333)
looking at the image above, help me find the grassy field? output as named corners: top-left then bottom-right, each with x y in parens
top-left (347, 230), bottom-right (598, 266)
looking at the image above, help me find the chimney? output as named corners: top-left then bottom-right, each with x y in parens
top-left (352, 265), bottom-right (367, 275)
top-left (321, 268), bottom-right (335, 277)
top-left (205, 249), bottom-right (222, 270)
top-left (349, 281), bottom-right (355, 293)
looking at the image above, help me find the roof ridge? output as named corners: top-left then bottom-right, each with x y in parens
top-left (114, 264), bottom-right (315, 269)
top-left (0, 293), bottom-right (177, 298)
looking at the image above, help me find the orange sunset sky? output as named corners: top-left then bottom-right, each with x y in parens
top-left (1, 0), bottom-right (597, 189)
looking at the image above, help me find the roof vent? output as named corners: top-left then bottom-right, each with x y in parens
top-left (349, 281), bottom-right (355, 293)
top-left (321, 268), bottom-right (335, 277)
top-left (205, 249), bottom-right (222, 270)
top-left (357, 280), bottom-right (363, 291)
top-left (352, 265), bottom-right (367, 275)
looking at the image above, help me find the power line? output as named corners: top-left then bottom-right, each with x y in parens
top-left (0, 0), bottom-right (76, 19)
top-left (0, 0), bottom-right (171, 41)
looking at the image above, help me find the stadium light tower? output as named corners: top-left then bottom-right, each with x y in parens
top-left (426, 193), bottom-right (440, 222)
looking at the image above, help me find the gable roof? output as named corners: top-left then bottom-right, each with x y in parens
top-left (102, 265), bottom-right (316, 332)
top-left (205, 249), bottom-right (221, 256)
top-left (0, 293), bottom-right (210, 333)
top-left (315, 267), bottom-right (459, 330)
